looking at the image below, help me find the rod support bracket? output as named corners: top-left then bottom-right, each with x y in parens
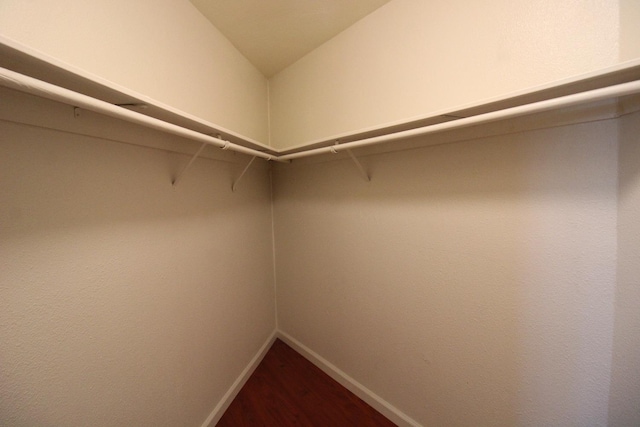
top-left (232, 156), bottom-right (258, 192)
top-left (172, 142), bottom-right (208, 186)
top-left (346, 149), bottom-right (371, 182)
top-left (331, 141), bottom-right (370, 182)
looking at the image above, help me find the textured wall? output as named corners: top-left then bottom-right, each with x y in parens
top-left (620, 0), bottom-right (640, 61)
top-left (0, 91), bottom-right (276, 426)
top-left (609, 107), bottom-right (640, 425)
top-left (273, 118), bottom-right (618, 425)
top-left (269, 0), bottom-right (620, 149)
top-left (0, 0), bottom-right (269, 143)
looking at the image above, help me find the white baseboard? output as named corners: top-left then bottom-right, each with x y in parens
top-left (277, 330), bottom-right (422, 427)
top-left (200, 330), bottom-right (278, 427)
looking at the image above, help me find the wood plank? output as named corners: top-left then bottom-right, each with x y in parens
top-left (217, 339), bottom-right (396, 426)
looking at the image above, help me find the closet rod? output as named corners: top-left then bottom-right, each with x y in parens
top-left (279, 79), bottom-right (640, 161)
top-left (2, 66), bottom-right (639, 163)
top-left (0, 67), bottom-right (284, 163)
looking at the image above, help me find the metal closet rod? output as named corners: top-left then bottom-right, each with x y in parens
top-left (1, 66), bottom-right (640, 164)
top-left (0, 67), bottom-right (282, 163)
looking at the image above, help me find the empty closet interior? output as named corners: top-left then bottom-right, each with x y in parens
top-left (1, 1), bottom-right (639, 426)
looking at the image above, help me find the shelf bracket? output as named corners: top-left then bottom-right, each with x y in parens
top-left (346, 149), bottom-right (370, 182)
top-left (331, 141), bottom-right (370, 182)
top-left (232, 156), bottom-right (258, 192)
top-left (172, 142), bottom-right (207, 186)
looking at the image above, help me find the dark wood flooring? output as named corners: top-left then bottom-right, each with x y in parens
top-left (217, 339), bottom-right (396, 426)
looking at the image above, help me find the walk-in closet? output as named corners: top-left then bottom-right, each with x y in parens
top-left (1, 1), bottom-right (639, 426)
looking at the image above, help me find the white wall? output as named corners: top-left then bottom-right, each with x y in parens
top-left (620, 0), bottom-right (640, 61)
top-left (0, 89), bottom-right (276, 426)
top-left (1, 2), bottom-right (638, 425)
top-left (272, 115), bottom-right (619, 425)
top-left (608, 107), bottom-right (640, 425)
top-left (269, 0), bottom-right (620, 149)
top-left (0, 0), bottom-right (269, 143)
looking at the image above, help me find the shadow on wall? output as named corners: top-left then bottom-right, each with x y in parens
top-left (0, 124), bottom-right (263, 240)
top-left (0, 116), bottom-right (275, 426)
top-left (608, 108), bottom-right (640, 426)
top-left (272, 118), bottom-right (618, 425)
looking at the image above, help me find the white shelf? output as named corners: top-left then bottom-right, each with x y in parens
top-left (279, 59), bottom-right (640, 154)
top-left (0, 36), bottom-right (275, 155)
top-left (2, 34), bottom-right (640, 162)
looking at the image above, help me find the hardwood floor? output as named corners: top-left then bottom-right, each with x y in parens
top-left (217, 339), bottom-right (396, 426)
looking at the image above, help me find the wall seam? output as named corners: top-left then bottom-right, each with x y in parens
top-left (269, 167), bottom-right (279, 330)
top-left (267, 81), bottom-right (272, 147)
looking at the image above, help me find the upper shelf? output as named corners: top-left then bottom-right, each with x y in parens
top-left (0, 36), bottom-right (275, 155)
top-left (2, 34), bottom-right (640, 161)
top-left (278, 59), bottom-right (640, 154)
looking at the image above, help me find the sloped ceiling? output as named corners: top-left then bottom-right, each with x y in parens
top-left (189, 0), bottom-right (391, 77)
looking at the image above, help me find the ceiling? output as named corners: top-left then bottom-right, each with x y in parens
top-left (189, 0), bottom-right (391, 77)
